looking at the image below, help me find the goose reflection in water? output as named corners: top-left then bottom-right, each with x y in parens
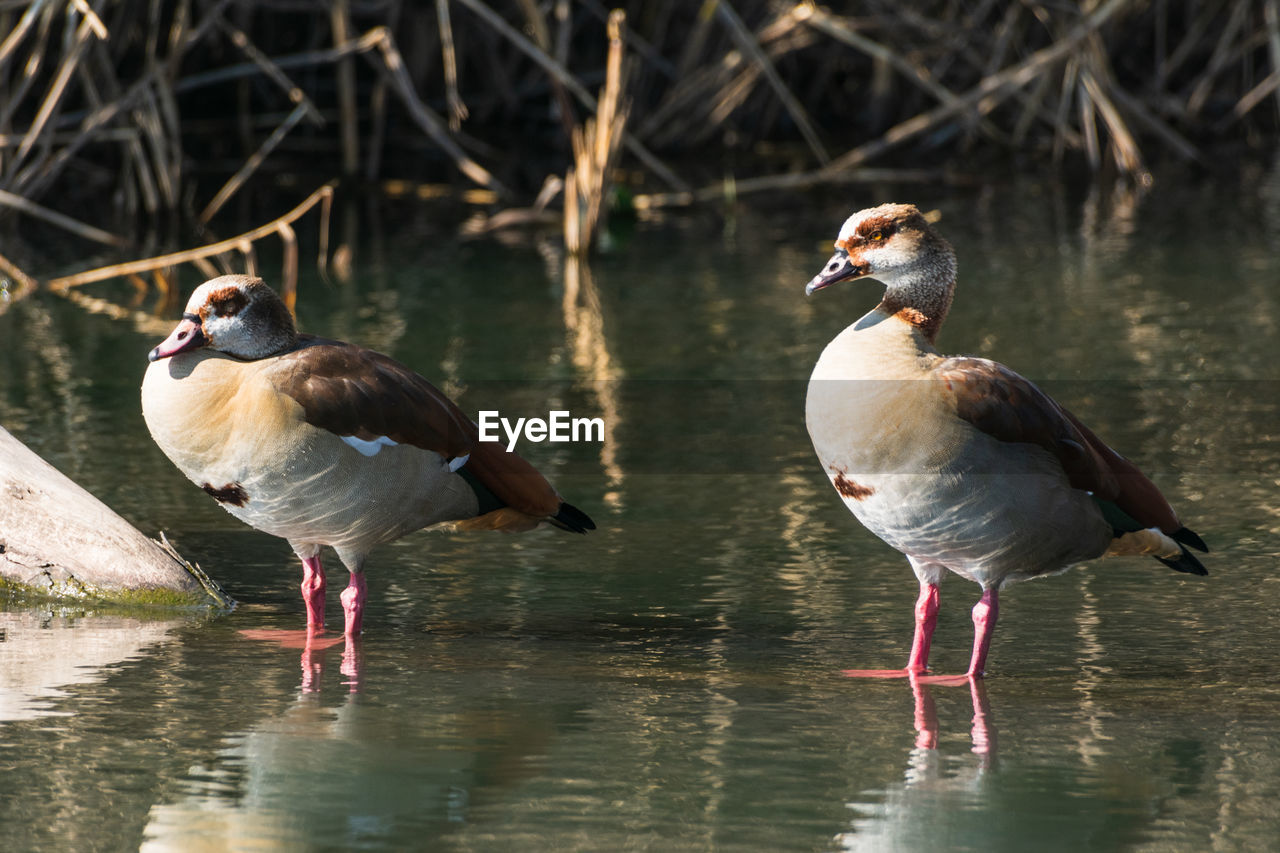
top-left (905, 673), bottom-right (996, 760)
top-left (836, 675), bottom-right (997, 852)
top-left (239, 629), bottom-right (362, 694)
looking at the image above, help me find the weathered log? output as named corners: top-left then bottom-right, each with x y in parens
top-left (0, 426), bottom-right (230, 607)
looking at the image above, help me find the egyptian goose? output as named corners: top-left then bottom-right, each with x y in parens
top-left (142, 275), bottom-right (594, 637)
top-left (804, 203), bottom-right (1207, 680)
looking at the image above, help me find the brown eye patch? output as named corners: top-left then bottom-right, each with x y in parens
top-left (856, 216), bottom-right (897, 243)
top-left (206, 286), bottom-right (248, 318)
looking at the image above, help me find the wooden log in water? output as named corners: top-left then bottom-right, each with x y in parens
top-left (0, 426), bottom-right (230, 607)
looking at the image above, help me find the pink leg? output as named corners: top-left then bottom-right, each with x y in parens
top-left (300, 554), bottom-right (326, 630)
top-left (907, 581), bottom-right (940, 673)
top-left (843, 581), bottom-right (940, 679)
top-left (965, 588), bottom-right (999, 678)
top-left (340, 572), bottom-right (367, 637)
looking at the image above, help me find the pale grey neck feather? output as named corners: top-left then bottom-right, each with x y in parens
top-left (870, 247), bottom-right (956, 343)
top-left (883, 258), bottom-right (955, 311)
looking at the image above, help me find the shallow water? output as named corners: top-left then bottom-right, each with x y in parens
top-left (2, 175), bottom-right (1278, 851)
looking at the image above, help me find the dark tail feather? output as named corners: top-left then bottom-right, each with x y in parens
top-left (458, 467), bottom-right (504, 515)
top-left (1172, 526), bottom-right (1208, 553)
top-left (461, 467), bottom-right (594, 534)
top-left (549, 501), bottom-right (595, 534)
top-left (1156, 543), bottom-right (1208, 576)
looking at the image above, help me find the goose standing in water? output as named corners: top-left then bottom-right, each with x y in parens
top-left (804, 204), bottom-right (1207, 679)
top-left (143, 276), bottom-right (594, 638)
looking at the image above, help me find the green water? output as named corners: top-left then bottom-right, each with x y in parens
top-left (1, 176), bottom-right (1278, 851)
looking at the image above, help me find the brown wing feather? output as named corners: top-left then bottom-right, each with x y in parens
top-left (1057, 408), bottom-right (1180, 533)
top-left (271, 336), bottom-right (561, 518)
top-left (456, 438), bottom-right (561, 518)
top-left (936, 356), bottom-right (1180, 533)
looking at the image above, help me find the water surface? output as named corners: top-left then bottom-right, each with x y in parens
top-left (1, 176), bottom-right (1278, 851)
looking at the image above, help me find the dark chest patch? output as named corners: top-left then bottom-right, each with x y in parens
top-left (830, 466), bottom-right (875, 501)
top-left (202, 482), bottom-right (249, 506)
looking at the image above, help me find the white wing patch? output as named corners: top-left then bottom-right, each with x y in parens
top-left (447, 453), bottom-right (470, 473)
top-left (341, 434), bottom-right (399, 457)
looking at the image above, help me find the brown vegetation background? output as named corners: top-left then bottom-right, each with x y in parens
top-left (0, 1), bottom-right (1277, 288)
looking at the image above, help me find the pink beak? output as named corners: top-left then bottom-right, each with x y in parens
top-left (148, 314), bottom-right (207, 362)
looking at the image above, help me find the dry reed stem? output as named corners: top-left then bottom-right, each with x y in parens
top-left (714, 0), bottom-right (827, 164)
top-left (563, 167), bottom-right (579, 254)
top-left (331, 0), bottom-right (360, 175)
top-left (11, 12), bottom-right (99, 171)
top-left (57, 285), bottom-right (179, 336)
top-left (801, 6), bottom-right (1004, 146)
top-left (1102, 75), bottom-right (1198, 162)
top-left (801, 8), bottom-right (950, 105)
top-left (577, 0), bottom-right (675, 79)
top-left (0, 0), bottom-right (1275, 244)
top-left (0, 250), bottom-right (38, 311)
top-left (1223, 70), bottom-right (1280, 129)
top-left (169, 23), bottom-right (505, 195)
top-left (640, 8), bottom-right (812, 148)
top-left (0, 187), bottom-right (125, 245)
top-left (237, 238), bottom-right (257, 277)
top-left (0, 3), bottom-right (44, 68)
top-left (436, 0), bottom-right (469, 130)
top-left (199, 102), bottom-right (310, 224)
top-left (69, 0), bottom-right (108, 40)
top-left (565, 10), bottom-right (629, 255)
top-left (138, 90), bottom-right (179, 209)
top-left (126, 130), bottom-right (160, 213)
top-left (823, 0), bottom-right (1135, 174)
top-left (633, 167), bottom-right (958, 210)
top-left (1266, 0), bottom-right (1280, 115)
top-left (214, 18), bottom-right (324, 126)
top-left (365, 27), bottom-right (511, 197)
top-left (1186, 1), bottom-right (1250, 117)
top-left (517, 0), bottom-right (576, 145)
top-left (8, 71), bottom-right (156, 199)
top-left (1083, 43), bottom-right (1135, 171)
top-left (172, 29), bottom-right (382, 93)
top-left (46, 181), bottom-right (335, 292)
top-left (277, 219), bottom-right (298, 311)
top-left (452, 0), bottom-right (687, 192)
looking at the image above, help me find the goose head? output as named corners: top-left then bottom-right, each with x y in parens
top-left (805, 203), bottom-right (956, 296)
top-left (148, 275), bottom-right (299, 362)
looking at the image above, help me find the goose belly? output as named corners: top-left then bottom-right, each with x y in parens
top-left (142, 353), bottom-right (479, 550)
top-left (224, 433), bottom-right (480, 549)
top-left (808, 394), bottom-right (1111, 585)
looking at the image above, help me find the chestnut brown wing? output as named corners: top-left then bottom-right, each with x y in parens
top-left (273, 338), bottom-right (561, 518)
top-left (936, 356), bottom-right (1180, 533)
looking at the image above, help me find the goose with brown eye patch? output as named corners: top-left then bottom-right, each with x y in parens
top-left (142, 274), bottom-right (595, 641)
top-left (803, 201), bottom-right (1208, 682)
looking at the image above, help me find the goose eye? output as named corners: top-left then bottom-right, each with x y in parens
top-left (213, 300), bottom-right (236, 317)
top-left (868, 231), bottom-right (884, 242)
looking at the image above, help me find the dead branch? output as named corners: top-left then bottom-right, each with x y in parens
top-left (46, 182), bottom-right (335, 292)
